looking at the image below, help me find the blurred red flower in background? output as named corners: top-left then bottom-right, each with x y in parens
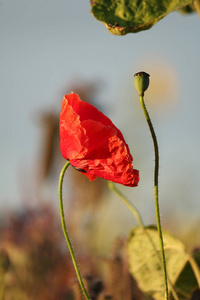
top-left (59, 92), bottom-right (139, 187)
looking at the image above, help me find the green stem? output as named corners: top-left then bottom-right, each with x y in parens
top-left (108, 181), bottom-right (144, 227)
top-left (58, 161), bottom-right (90, 300)
top-left (139, 94), bottom-right (169, 300)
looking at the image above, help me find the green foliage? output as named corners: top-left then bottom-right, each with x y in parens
top-left (127, 225), bottom-right (200, 299)
top-left (90, 0), bottom-right (193, 35)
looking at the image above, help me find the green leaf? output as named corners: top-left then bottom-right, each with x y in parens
top-left (127, 225), bottom-right (199, 300)
top-left (90, 0), bottom-right (194, 35)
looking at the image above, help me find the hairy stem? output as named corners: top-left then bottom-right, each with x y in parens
top-left (58, 161), bottom-right (90, 300)
top-left (139, 94), bottom-right (169, 300)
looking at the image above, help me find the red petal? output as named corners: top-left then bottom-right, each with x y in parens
top-left (66, 93), bottom-right (132, 157)
top-left (60, 96), bottom-right (88, 160)
top-left (60, 92), bottom-right (139, 187)
top-left (70, 134), bottom-right (139, 187)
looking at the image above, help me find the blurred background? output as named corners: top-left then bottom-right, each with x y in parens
top-left (0, 1), bottom-right (200, 299)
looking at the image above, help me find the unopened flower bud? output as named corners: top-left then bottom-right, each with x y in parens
top-left (134, 72), bottom-right (150, 96)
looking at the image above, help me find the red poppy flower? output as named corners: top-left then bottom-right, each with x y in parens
top-left (59, 92), bottom-right (139, 187)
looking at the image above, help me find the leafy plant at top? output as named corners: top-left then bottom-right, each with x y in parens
top-left (127, 225), bottom-right (200, 300)
top-left (90, 0), bottom-right (194, 35)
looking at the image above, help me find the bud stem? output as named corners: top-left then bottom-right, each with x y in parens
top-left (58, 161), bottom-right (90, 300)
top-left (139, 94), bottom-right (169, 300)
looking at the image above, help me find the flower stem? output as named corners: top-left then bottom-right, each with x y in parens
top-left (58, 161), bottom-right (90, 300)
top-left (139, 94), bottom-right (169, 300)
top-left (108, 181), bottom-right (144, 228)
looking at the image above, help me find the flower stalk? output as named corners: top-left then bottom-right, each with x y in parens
top-left (134, 72), bottom-right (169, 300)
top-left (58, 161), bottom-right (90, 300)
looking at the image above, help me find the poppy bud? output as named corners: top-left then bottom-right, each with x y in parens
top-left (134, 72), bottom-right (150, 96)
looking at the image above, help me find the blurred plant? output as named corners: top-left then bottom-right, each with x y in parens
top-left (0, 249), bottom-right (10, 299)
top-left (0, 205), bottom-right (75, 299)
top-left (0, 203), bottom-right (162, 300)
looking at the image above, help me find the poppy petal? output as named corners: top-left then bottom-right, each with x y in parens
top-left (70, 134), bottom-right (139, 186)
top-left (60, 96), bottom-right (89, 160)
top-left (59, 92), bottom-right (139, 187)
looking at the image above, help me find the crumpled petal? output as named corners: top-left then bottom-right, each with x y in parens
top-left (59, 92), bottom-right (139, 187)
top-left (60, 96), bottom-right (88, 159)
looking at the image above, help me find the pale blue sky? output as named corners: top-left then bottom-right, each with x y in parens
top-left (1, 0), bottom-right (200, 226)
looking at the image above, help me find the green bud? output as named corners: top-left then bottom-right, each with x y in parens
top-left (134, 72), bottom-right (150, 96)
